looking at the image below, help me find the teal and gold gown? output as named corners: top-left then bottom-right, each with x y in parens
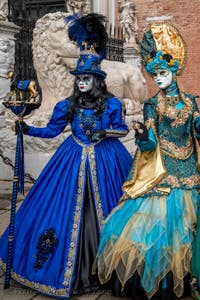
top-left (94, 90), bottom-right (200, 299)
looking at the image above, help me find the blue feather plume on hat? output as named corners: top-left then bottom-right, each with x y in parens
top-left (65, 13), bottom-right (108, 60)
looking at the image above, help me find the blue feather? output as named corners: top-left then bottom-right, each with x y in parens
top-left (64, 13), bottom-right (108, 58)
top-left (65, 14), bottom-right (87, 50)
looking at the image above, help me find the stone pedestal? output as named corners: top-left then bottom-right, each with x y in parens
top-left (124, 43), bottom-right (141, 68)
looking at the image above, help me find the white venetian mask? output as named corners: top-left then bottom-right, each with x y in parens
top-left (152, 69), bottom-right (173, 90)
top-left (76, 74), bottom-right (94, 93)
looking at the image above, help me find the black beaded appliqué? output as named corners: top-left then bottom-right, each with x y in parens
top-left (34, 228), bottom-right (58, 271)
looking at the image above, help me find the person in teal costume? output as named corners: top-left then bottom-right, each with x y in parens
top-left (94, 23), bottom-right (200, 300)
top-left (0, 14), bottom-right (132, 298)
top-left (191, 131), bottom-right (200, 298)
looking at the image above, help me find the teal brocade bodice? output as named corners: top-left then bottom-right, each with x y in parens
top-left (143, 91), bottom-right (200, 190)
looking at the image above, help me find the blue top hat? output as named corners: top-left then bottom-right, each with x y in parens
top-left (66, 13), bottom-right (108, 79)
top-left (70, 51), bottom-right (107, 79)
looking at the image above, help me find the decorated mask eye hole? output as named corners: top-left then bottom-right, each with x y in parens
top-left (152, 69), bottom-right (169, 78)
top-left (76, 76), bottom-right (81, 81)
top-left (83, 76), bottom-right (91, 81)
top-left (160, 70), bottom-right (168, 76)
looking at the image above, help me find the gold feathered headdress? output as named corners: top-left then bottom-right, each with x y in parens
top-left (141, 22), bottom-right (186, 75)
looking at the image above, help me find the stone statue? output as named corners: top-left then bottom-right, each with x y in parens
top-left (118, 0), bottom-right (139, 49)
top-left (0, 0), bottom-right (8, 21)
top-left (65, 0), bottom-right (89, 14)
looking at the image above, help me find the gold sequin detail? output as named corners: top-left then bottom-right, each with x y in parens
top-left (160, 136), bottom-right (194, 160)
top-left (63, 141), bottom-right (104, 293)
top-left (157, 91), bottom-right (193, 126)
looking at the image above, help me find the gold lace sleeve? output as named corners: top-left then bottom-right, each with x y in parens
top-left (122, 122), bottom-right (167, 199)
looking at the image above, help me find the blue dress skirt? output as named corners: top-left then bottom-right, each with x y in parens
top-left (0, 97), bottom-right (132, 298)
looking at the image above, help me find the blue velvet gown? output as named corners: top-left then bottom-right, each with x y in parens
top-left (0, 97), bottom-right (132, 298)
top-left (94, 91), bottom-right (200, 299)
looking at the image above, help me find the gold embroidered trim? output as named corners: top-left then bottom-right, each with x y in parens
top-left (181, 175), bottom-right (200, 188)
top-left (0, 259), bottom-right (67, 296)
top-left (160, 175), bottom-right (200, 188)
top-left (87, 147), bottom-right (104, 227)
top-left (63, 148), bottom-right (86, 290)
top-left (193, 111), bottom-right (200, 119)
top-left (63, 144), bottom-right (104, 293)
top-left (160, 136), bottom-right (194, 160)
top-left (157, 91), bottom-right (193, 126)
top-left (105, 129), bottom-right (129, 137)
top-left (160, 175), bottom-right (180, 187)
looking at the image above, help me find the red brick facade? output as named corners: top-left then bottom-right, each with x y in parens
top-left (124, 0), bottom-right (200, 100)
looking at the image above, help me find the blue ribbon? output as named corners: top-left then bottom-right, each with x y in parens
top-left (4, 124), bottom-right (24, 288)
top-left (18, 124), bottom-right (24, 194)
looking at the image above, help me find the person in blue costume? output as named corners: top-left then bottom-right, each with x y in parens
top-left (94, 23), bottom-right (200, 300)
top-left (0, 14), bottom-right (132, 298)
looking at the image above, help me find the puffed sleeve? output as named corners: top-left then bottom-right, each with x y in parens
top-left (26, 99), bottom-right (69, 138)
top-left (122, 96), bottom-right (166, 199)
top-left (143, 97), bottom-right (158, 127)
top-left (105, 97), bottom-right (129, 138)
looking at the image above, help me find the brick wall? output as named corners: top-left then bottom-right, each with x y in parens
top-left (126, 0), bottom-right (200, 100)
